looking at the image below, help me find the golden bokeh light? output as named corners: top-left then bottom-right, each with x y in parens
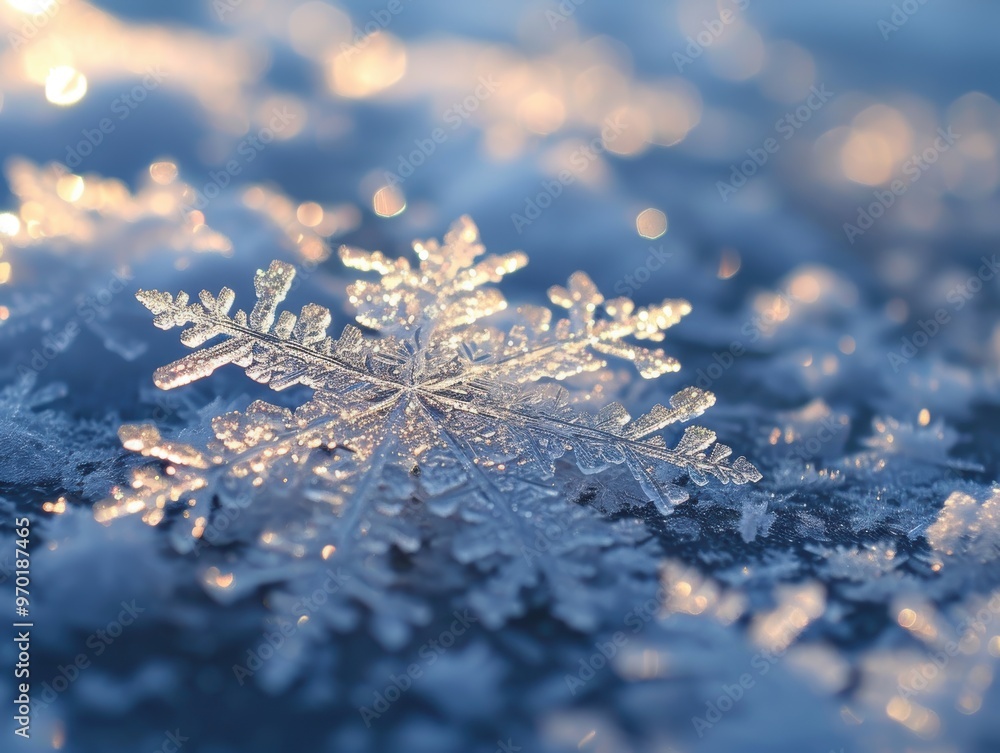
top-left (517, 90), bottom-right (566, 135)
top-left (839, 105), bottom-right (914, 185)
top-left (718, 248), bottom-right (741, 279)
top-left (45, 65), bottom-right (88, 106)
top-left (0, 212), bottom-right (22, 236)
top-left (149, 161), bottom-right (179, 185)
top-left (330, 31), bottom-right (407, 99)
top-left (296, 201), bottom-right (324, 228)
top-left (55, 173), bottom-right (85, 203)
top-left (635, 208), bottom-right (667, 239)
top-left (373, 184), bottom-right (406, 217)
top-left (6, 0), bottom-right (58, 13)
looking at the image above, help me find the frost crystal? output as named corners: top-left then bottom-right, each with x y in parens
top-left (104, 216), bottom-right (759, 523)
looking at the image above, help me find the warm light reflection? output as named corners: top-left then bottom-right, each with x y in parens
top-left (660, 561), bottom-right (745, 625)
top-left (55, 173), bottom-right (85, 202)
top-left (0, 159), bottom-right (233, 257)
top-left (6, 0), bottom-right (58, 13)
top-left (382, 36), bottom-right (701, 157)
top-left (296, 201), bottom-right (324, 228)
top-left (789, 273), bottom-right (821, 303)
top-left (45, 65), bottom-right (88, 105)
top-left (718, 247), bottom-right (741, 279)
top-left (149, 161), bottom-right (179, 185)
top-left (372, 184), bottom-right (406, 217)
top-left (242, 184), bottom-right (359, 260)
top-left (330, 31), bottom-right (407, 98)
top-left (517, 90), bottom-right (566, 135)
top-left (0, 213), bottom-right (21, 236)
top-left (42, 497), bottom-right (68, 514)
top-left (751, 582), bottom-right (825, 652)
top-left (51, 720), bottom-right (65, 750)
top-left (839, 105), bottom-right (914, 185)
top-left (204, 566), bottom-right (235, 589)
top-left (1, 0), bottom-right (261, 132)
top-left (635, 208), bottom-right (667, 239)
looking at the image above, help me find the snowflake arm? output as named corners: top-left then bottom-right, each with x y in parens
top-left (136, 261), bottom-right (403, 395)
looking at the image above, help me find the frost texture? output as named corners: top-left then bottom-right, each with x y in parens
top-left (0, 376), bottom-right (118, 496)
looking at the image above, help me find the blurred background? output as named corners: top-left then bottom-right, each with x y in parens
top-left (1, 1), bottom-right (999, 752)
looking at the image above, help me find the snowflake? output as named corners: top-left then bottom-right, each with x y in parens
top-left (94, 217), bottom-right (759, 646)
top-left (104, 214), bottom-right (758, 512)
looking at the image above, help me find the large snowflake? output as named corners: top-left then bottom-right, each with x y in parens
top-left (95, 217), bottom-right (760, 652)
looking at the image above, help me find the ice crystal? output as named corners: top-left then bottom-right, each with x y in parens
top-left (92, 217), bottom-right (759, 645)
top-left (926, 487), bottom-right (1000, 565)
top-left (103, 216), bottom-right (758, 522)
